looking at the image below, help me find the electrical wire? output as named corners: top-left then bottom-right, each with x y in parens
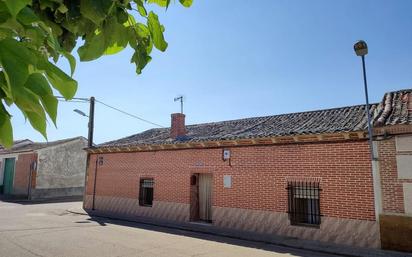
top-left (57, 99), bottom-right (89, 103)
top-left (95, 99), bottom-right (165, 128)
top-left (56, 96), bottom-right (165, 128)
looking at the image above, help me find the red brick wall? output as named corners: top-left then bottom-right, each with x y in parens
top-left (13, 153), bottom-right (37, 195)
top-left (86, 140), bottom-right (375, 221)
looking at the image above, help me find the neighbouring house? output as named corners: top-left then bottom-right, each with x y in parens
top-left (84, 89), bottom-right (412, 252)
top-left (0, 137), bottom-right (87, 200)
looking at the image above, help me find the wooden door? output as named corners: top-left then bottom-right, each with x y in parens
top-left (198, 174), bottom-right (212, 222)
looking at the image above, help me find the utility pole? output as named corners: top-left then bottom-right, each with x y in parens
top-left (88, 97), bottom-right (95, 148)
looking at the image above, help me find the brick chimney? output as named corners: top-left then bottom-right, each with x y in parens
top-left (170, 113), bottom-right (186, 139)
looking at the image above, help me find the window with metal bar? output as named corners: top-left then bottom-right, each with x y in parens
top-left (287, 181), bottom-right (321, 226)
top-left (139, 178), bottom-right (154, 207)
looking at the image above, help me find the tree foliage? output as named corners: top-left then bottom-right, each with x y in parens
top-left (0, 0), bottom-right (191, 148)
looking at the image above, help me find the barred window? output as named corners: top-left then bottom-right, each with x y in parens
top-left (139, 178), bottom-right (154, 207)
top-left (287, 181), bottom-right (321, 226)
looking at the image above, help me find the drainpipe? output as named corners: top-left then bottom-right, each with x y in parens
top-left (27, 160), bottom-right (37, 200)
top-left (92, 155), bottom-right (99, 210)
top-left (27, 163), bottom-right (33, 200)
top-left (82, 152), bottom-right (90, 209)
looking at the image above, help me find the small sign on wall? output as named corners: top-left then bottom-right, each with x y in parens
top-left (223, 175), bottom-right (232, 188)
top-left (223, 149), bottom-right (231, 160)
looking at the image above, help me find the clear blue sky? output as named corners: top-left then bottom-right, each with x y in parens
top-left (9, 0), bottom-right (412, 144)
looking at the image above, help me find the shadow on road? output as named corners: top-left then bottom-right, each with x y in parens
top-left (83, 215), bottom-right (338, 257)
top-left (0, 196), bottom-right (83, 205)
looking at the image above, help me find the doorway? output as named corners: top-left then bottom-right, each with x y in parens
top-left (3, 158), bottom-right (15, 195)
top-left (190, 173), bottom-right (212, 223)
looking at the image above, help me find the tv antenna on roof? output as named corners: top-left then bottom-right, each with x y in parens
top-left (174, 95), bottom-right (184, 114)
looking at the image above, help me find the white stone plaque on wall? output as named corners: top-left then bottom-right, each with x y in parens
top-left (396, 155), bottom-right (412, 179)
top-left (396, 136), bottom-right (412, 152)
top-left (224, 175), bottom-right (232, 188)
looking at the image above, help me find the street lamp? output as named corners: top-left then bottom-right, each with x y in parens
top-left (353, 40), bottom-right (375, 160)
top-left (354, 40), bottom-right (382, 220)
top-left (72, 97), bottom-right (95, 148)
top-left (73, 109), bottom-right (88, 117)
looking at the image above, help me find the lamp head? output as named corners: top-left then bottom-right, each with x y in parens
top-left (73, 109), bottom-right (88, 117)
top-left (354, 40), bottom-right (368, 56)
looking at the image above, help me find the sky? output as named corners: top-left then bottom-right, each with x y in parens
top-left (8, 0), bottom-right (412, 144)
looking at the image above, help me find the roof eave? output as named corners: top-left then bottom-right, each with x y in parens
top-left (86, 131), bottom-right (369, 154)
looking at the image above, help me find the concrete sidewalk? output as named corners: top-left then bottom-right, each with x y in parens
top-left (67, 207), bottom-right (412, 257)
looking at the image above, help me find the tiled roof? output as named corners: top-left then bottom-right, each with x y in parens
top-left (0, 137), bottom-right (87, 155)
top-left (100, 89), bottom-right (412, 148)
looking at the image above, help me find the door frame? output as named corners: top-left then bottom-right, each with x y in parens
top-left (190, 173), bottom-right (213, 223)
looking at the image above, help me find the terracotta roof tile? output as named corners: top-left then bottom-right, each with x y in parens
top-left (98, 89), bottom-right (412, 148)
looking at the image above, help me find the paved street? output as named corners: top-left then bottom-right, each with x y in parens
top-left (0, 200), bottom-right (342, 257)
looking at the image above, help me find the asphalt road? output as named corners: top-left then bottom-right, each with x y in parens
top-left (0, 200), bottom-right (342, 257)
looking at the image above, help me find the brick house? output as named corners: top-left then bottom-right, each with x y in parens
top-left (84, 89), bottom-right (412, 251)
top-left (0, 137), bottom-right (87, 199)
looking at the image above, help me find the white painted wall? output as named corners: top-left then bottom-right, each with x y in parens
top-left (35, 138), bottom-right (87, 189)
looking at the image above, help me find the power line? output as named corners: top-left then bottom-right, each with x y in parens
top-left (56, 96), bottom-right (165, 128)
top-left (57, 99), bottom-right (89, 103)
top-left (56, 96), bottom-right (89, 101)
top-left (95, 99), bottom-right (165, 128)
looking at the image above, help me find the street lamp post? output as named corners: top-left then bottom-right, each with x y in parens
top-left (353, 40), bottom-right (382, 221)
top-left (73, 97), bottom-right (95, 148)
top-left (353, 40), bottom-right (376, 160)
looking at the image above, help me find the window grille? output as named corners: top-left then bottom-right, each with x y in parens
top-left (139, 178), bottom-right (154, 207)
top-left (287, 181), bottom-right (321, 226)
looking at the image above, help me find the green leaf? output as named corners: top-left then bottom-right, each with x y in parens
top-left (12, 85), bottom-right (47, 138)
top-left (57, 4), bottom-right (68, 14)
top-left (24, 73), bottom-right (58, 125)
top-left (25, 110), bottom-right (47, 139)
top-left (0, 2), bottom-right (12, 23)
top-left (134, 0), bottom-right (147, 16)
top-left (103, 20), bottom-right (128, 55)
top-left (0, 27), bottom-right (13, 40)
top-left (77, 32), bottom-right (106, 61)
top-left (147, 0), bottom-right (170, 8)
top-left (4, 0), bottom-right (30, 17)
top-left (0, 71), bottom-right (12, 100)
top-left (0, 38), bottom-right (36, 89)
top-left (131, 45), bottom-right (152, 74)
top-left (16, 7), bottom-right (39, 25)
top-left (0, 103), bottom-right (13, 148)
top-left (179, 0), bottom-right (193, 7)
top-left (104, 42), bottom-right (125, 55)
top-left (147, 11), bottom-right (167, 52)
top-left (61, 51), bottom-right (76, 76)
top-left (80, 0), bottom-right (115, 24)
top-left (136, 23), bottom-right (150, 38)
top-left (43, 61), bottom-right (77, 99)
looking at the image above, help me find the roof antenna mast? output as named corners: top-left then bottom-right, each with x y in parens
top-left (174, 95), bottom-right (184, 114)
